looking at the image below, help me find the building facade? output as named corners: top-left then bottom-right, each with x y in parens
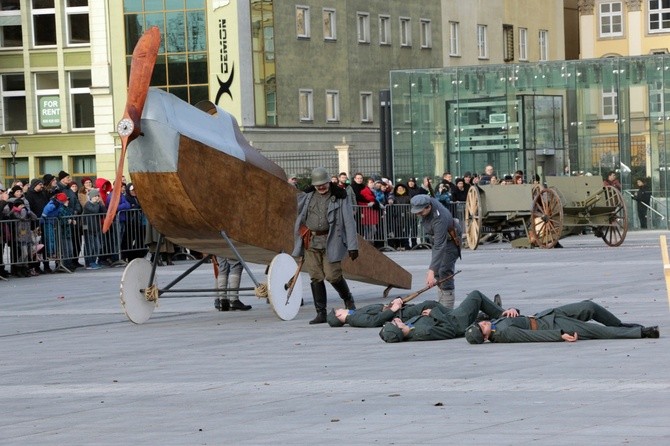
top-left (1, 1), bottom-right (445, 186)
top-left (389, 1), bottom-right (670, 228)
top-left (0, 0), bottom-right (100, 186)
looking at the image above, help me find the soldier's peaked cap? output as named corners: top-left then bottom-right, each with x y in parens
top-left (465, 322), bottom-right (485, 344)
top-left (410, 195), bottom-right (431, 214)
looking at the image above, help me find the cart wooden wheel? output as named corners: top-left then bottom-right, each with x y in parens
top-left (599, 186), bottom-right (628, 247)
top-left (529, 187), bottom-right (563, 248)
top-left (465, 186), bottom-right (482, 250)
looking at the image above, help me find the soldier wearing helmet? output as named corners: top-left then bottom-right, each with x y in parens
top-left (292, 167), bottom-right (359, 324)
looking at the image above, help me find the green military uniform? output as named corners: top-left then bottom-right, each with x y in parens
top-left (488, 300), bottom-right (642, 343)
top-left (380, 290), bottom-right (504, 342)
top-left (339, 300), bottom-right (438, 328)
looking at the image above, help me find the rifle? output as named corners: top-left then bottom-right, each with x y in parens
top-left (399, 270), bottom-right (461, 304)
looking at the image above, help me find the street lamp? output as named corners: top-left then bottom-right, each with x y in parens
top-left (8, 136), bottom-right (18, 184)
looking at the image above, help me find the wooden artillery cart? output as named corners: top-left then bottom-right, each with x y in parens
top-left (464, 183), bottom-right (540, 249)
top-left (464, 176), bottom-right (628, 249)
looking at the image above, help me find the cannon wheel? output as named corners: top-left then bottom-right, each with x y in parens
top-left (465, 186), bottom-right (482, 250)
top-left (529, 187), bottom-right (563, 248)
top-left (598, 186), bottom-right (628, 247)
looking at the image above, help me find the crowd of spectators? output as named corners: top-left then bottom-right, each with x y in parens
top-left (1, 172), bottom-right (148, 279)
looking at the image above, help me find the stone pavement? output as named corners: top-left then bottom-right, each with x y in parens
top-left (1, 231), bottom-right (669, 445)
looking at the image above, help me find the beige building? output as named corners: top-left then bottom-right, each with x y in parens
top-left (577, 0), bottom-right (670, 183)
top-left (441, 0), bottom-right (567, 66)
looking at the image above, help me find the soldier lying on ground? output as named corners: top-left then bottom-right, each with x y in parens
top-left (327, 298), bottom-right (438, 328)
top-left (464, 300), bottom-right (659, 344)
top-left (328, 293), bottom-right (503, 329)
top-left (378, 290), bottom-right (519, 343)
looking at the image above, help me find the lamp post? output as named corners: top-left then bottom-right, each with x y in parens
top-left (8, 136), bottom-right (18, 184)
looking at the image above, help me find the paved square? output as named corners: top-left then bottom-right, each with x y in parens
top-left (1, 231), bottom-right (668, 445)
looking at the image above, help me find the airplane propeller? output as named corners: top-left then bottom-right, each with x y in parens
top-left (103, 26), bottom-right (161, 233)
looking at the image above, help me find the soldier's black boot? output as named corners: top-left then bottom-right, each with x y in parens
top-left (331, 278), bottom-right (356, 310)
top-left (641, 326), bottom-right (660, 338)
top-left (309, 281), bottom-right (328, 324)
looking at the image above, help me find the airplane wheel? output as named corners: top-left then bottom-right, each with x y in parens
top-left (267, 253), bottom-right (303, 321)
top-left (120, 258), bottom-right (157, 324)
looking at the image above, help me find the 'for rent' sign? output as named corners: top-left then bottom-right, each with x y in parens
top-left (40, 96), bottom-right (61, 128)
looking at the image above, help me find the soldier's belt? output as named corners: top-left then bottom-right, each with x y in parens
top-left (528, 316), bottom-right (538, 331)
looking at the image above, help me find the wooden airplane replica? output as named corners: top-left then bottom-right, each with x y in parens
top-left (105, 27), bottom-right (412, 324)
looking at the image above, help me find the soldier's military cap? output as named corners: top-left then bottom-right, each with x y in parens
top-left (327, 309), bottom-right (345, 327)
top-left (410, 195), bottom-right (432, 214)
top-left (465, 322), bottom-right (485, 344)
top-left (379, 323), bottom-right (404, 343)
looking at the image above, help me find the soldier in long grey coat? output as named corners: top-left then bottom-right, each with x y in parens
top-left (379, 290), bottom-right (518, 342)
top-left (327, 298), bottom-right (439, 328)
top-left (465, 300), bottom-right (660, 344)
top-left (292, 167), bottom-right (359, 324)
top-left (410, 195), bottom-right (461, 308)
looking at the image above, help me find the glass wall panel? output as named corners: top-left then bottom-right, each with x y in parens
top-left (390, 55), bottom-right (670, 228)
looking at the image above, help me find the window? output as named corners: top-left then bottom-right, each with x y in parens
top-left (360, 92), bottom-right (373, 123)
top-left (72, 155), bottom-right (95, 185)
top-left (35, 72), bottom-right (60, 130)
top-left (422, 102), bottom-right (434, 124)
top-left (402, 93), bottom-right (411, 123)
top-left (1, 74), bottom-right (27, 131)
top-left (503, 24), bottom-right (514, 62)
top-left (477, 24), bottom-right (488, 59)
top-left (650, 81), bottom-right (665, 116)
top-left (602, 85), bottom-right (618, 118)
top-left (38, 156), bottom-right (63, 179)
top-left (296, 5), bottom-right (310, 38)
top-left (420, 19), bottom-right (431, 48)
top-left (323, 8), bottom-right (336, 40)
top-left (266, 90), bottom-right (276, 126)
top-left (0, 0), bottom-right (22, 49)
top-left (379, 15), bottom-right (390, 45)
top-left (299, 89), bottom-right (313, 122)
top-left (264, 25), bottom-right (275, 60)
top-left (599, 2), bottom-right (623, 37)
top-left (449, 22), bottom-right (460, 56)
top-left (326, 90), bottom-right (339, 122)
top-left (32, 0), bottom-right (56, 46)
top-left (519, 27), bottom-right (528, 61)
top-left (539, 29), bottom-right (549, 61)
top-left (69, 71), bottom-right (93, 129)
top-left (124, 1), bottom-right (208, 105)
top-left (400, 17), bottom-right (411, 47)
top-left (357, 12), bottom-right (370, 43)
top-left (649, 0), bottom-right (670, 33)
top-left (65, 0), bottom-right (90, 45)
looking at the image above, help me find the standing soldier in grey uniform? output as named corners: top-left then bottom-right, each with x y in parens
top-left (293, 167), bottom-right (359, 324)
top-left (410, 194), bottom-right (461, 308)
top-left (465, 300), bottom-right (659, 344)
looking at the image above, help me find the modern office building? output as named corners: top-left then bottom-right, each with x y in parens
top-left (389, 0), bottom-right (670, 227)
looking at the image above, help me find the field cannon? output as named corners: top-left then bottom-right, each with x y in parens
top-left (464, 176), bottom-right (628, 249)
